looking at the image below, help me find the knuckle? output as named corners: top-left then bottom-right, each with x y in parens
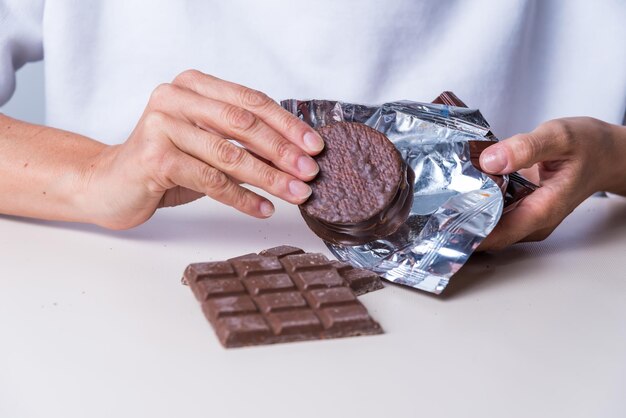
top-left (260, 167), bottom-right (280, 189)
top-left (273, 140), bottom-right (292, 162)
top-left (142, 111), bottom-right (168, 132)
top-left (232, 187), bottom-right (251, 209)
top-left (527, 197), bottom-right (550, 220)
top-left (154, 151), bottom-right (178, 184)
top-left (173, 69), bottom-right (203, 86)
top-left (222, 105), bottom-right (257, 132)
top-left (215, 141), bottom-right (246, 168)
top-left (545, 119), bottom-right (574, 147)
top-left (239, 88), bottom-right (272, 108)
top-left (139, 139), bottom-right (169, 175)
top-left (201, 165), bottom-right (229, 191)
top-left (281, 113), bottom-right (302, 133)
top-left (149, 83), bottom-right (174, 106)
top-left (528, 197), bottom-right (563, 229)
top-left (546, 119), bottom-right (572, 138)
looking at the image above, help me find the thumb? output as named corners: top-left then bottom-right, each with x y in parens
top-left (479, 128), bottom-right (567, 175)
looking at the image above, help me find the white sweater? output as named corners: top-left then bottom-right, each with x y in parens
top-left (1, 0), bottom-right (625, 144)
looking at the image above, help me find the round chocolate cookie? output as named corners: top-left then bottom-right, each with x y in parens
top-left (300, 121), bottom-right (414, 245)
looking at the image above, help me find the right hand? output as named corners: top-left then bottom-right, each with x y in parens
top-left (80, 70), bottom-right (324, 229)
top-left (477, 117), bottom-right (626, 251)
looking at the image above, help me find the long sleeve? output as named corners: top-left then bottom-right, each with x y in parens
top-left (0, 0), bottom-right (44, 106)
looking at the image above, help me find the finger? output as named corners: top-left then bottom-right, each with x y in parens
top-left (477, 186), bottom-right (563, 251)
top-left (479, 123), bottom-right (571, 175)
top-left (517, 166), bottom-right (540, 184)
top-left (519, 226), bottom-right (558, 243)
top-left (159, 114), bottom-right (312, 204)
top-left (519, 191), bottom-right (585, 243)
top-left (148, 83), bottom-right (319, 180)
top-left (171, 70), bottom-right (325, 154)
top-left (162, 149), bottom-right (275, 218)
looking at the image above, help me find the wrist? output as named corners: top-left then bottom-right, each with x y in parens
top-left (70, 143), bottom-right (116, 225)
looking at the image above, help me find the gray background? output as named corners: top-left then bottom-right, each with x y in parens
top-left (0, 61), bottom-right (46, 125)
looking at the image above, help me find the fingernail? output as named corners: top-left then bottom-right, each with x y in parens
top-left (297, 155), bottom-right (319, 177)
top-left (289, 180), bottom-right (312, 199)
top-left (260, 201), bottom-right (274, 217)
top-left (480, 147), bottom-right (508, 173)
top-left (303, 131), bottom-right (324, 153)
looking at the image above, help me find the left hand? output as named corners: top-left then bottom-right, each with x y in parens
top-left (477, 117), bottom-right (626, 251)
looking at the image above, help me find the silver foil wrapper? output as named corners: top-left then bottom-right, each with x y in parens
top-left (282, 99), bottom-right (504, 294)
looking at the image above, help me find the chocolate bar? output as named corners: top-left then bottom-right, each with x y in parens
top-left (184, 248), bottom-right (383, 348)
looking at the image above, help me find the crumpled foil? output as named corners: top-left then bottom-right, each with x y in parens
top-left (281, 99), bottom-right (504, 294)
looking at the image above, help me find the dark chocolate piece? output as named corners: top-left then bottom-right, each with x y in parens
top-left (431, 91), bottom-right (468, 107)
top-left (329, 260), bottom-right (384, 296)
top-left (258, 245), bottom-right (305, 258)
top-left (300, 122), bottom-right (414, 245)
top-left (184, 251), bottom-right (383, 348)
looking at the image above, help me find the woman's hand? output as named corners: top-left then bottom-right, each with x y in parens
top-left (478, 117), bottom-right (626, 251)
top-left (81, 70), bottom-right (324, 229)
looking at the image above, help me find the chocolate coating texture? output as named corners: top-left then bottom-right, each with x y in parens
top-left (302, 122), bottom-right (404, 224)
top-left (300, 122), bottom-right (414, 245)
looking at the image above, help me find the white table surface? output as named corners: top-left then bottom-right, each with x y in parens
top-left (1, 195), bottom-right (625, 418)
